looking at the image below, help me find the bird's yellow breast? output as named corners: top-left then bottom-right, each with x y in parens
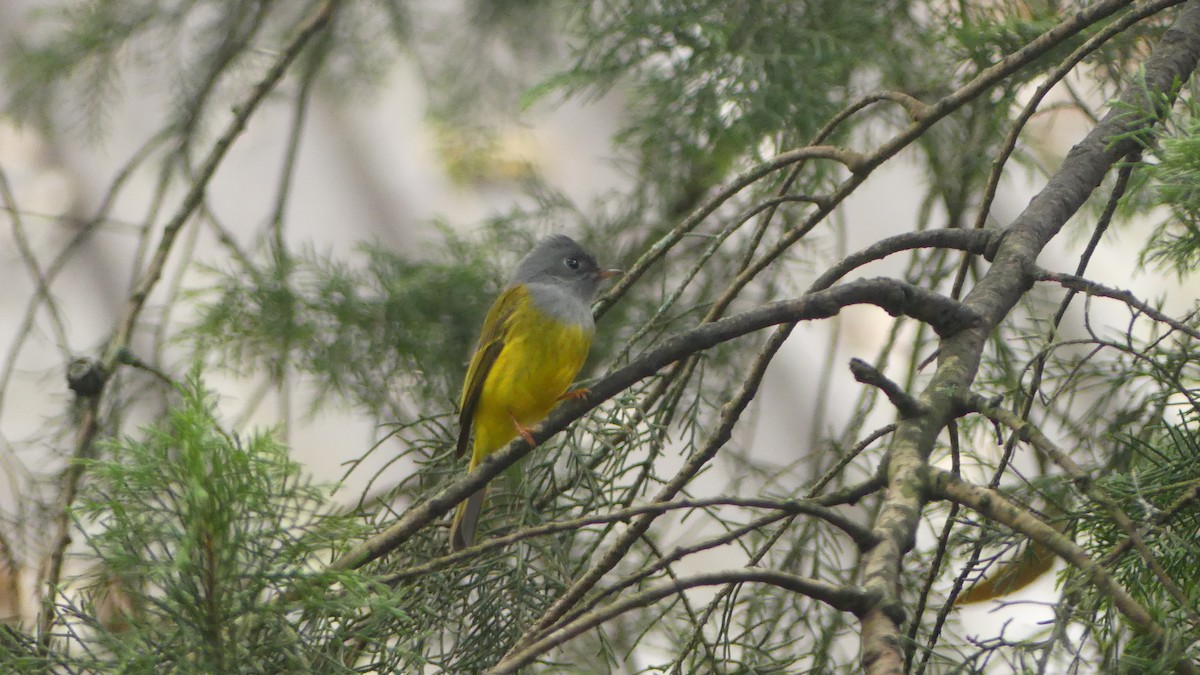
top-left (471, 297), bottom-right (593, 460)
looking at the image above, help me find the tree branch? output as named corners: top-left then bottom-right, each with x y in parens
top-left (850, 358), bottom-right (927, 418)
top-left (858, 3), bottom-right (1200, 671)
top-left (969, 0), bottom-right (1187, 233)
top-left (506, 321), bottom-right (795, 657)
top-left (809, 228), bottom-right (999, 293)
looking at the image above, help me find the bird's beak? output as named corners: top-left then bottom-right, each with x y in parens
top-left (598, 269), bottom-right (623, 280)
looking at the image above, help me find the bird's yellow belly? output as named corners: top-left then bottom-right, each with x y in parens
top-left (472, 312), bottom-right (592, 457)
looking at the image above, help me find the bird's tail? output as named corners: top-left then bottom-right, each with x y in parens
top-left (449, 486), bottom-right (488, 551)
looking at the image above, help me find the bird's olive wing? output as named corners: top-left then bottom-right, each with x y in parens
top-left (456, 286), bottom-right (522, 458)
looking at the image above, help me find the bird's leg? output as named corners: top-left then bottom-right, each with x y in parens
top-left (509, 412), bottom-right (538, 447)
top-left (558, 388), bottom-right (590, 401)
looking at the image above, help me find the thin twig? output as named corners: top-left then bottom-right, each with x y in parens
top-left (490, 569), bottom-right (875, 674)
top-left (1035, 270), bottom-right (1200, 341)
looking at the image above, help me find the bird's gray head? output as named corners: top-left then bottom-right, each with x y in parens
top-left (512, 234), bottom-right (616, 303)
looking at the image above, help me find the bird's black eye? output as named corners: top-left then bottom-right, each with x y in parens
top-left (565, 257), bottom-right (580, 270)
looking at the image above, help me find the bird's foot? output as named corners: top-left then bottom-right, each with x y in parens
top-left (558, 387), bottom-right (590, 401)
top-left (509, 413), bottom-right (538, 447)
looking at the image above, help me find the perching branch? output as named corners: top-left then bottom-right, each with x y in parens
top-left (509, 318), bottom-right (796, 658)
top-left (324, 277), bottom-right (977, 573)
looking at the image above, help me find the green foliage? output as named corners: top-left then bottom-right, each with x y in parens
top-left (190, 237), bottom-right (499, 416)
top-left (1142, 104), bottom-right (1200, 276)
top-left (942, 273), bottom-right (1200, 669)
top-left (33, 374), bottom-right (406, 673)
top-left (1090, 417), bottom-right (1200, 609)
top-left (954, 6), bottom-right (1059, 65)
top-left (972, 315), bottom-right (1200, 669)
top-left (552, 0), bottom-right (924, 207)
top-left (947, 1), bottom-right (1080, 76)
top-left (5, 1), bottom-right (161, 132)
top-left (3, 0), bottom-right (408, 135)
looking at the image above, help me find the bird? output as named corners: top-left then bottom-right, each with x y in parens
top-left (449, 234), bottom-right (620, 551)
top-left (954, 541), bottom-right (1056, 605)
